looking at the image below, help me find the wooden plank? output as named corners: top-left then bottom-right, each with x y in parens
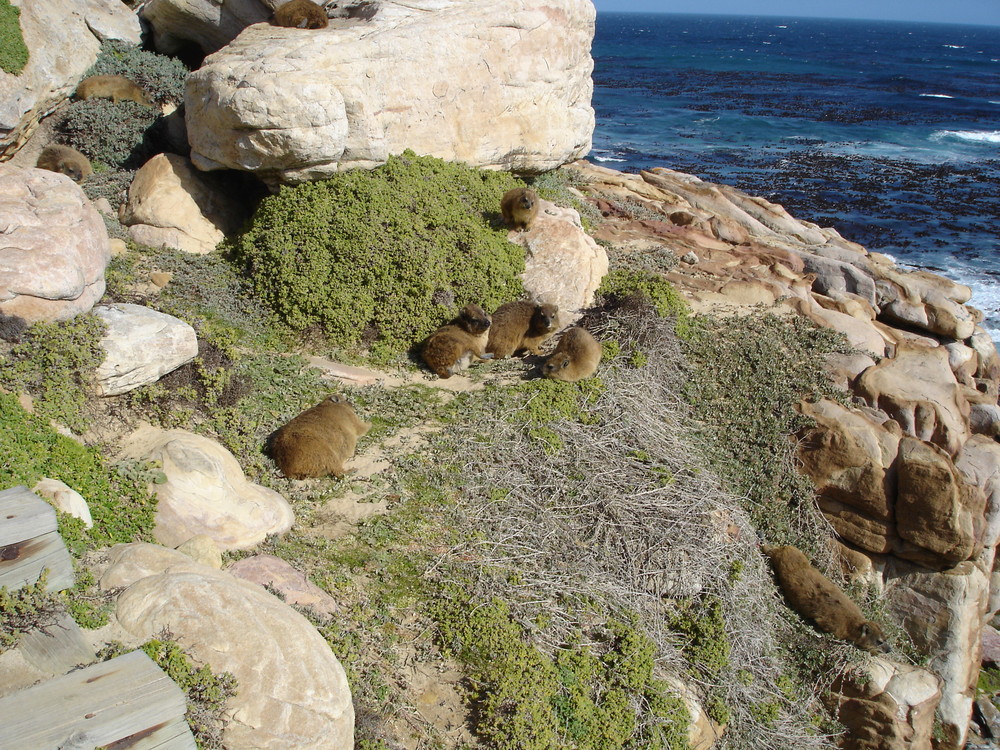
top-left (0, 485), bottom-right (58, 547)
top-left (19, 611), bottom-right (97, 675)
top-left (102, 715), bottom-right (197, 750)
top-left (0, 529), bottom-right (76, 592)
top-left (0, 650), bottom-right (189, 749)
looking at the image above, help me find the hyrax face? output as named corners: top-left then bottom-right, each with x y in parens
top-left (542, 353), bottom-right (572, 378)
top-left (854, 621), bottom-right (891, 655)
top-left (532, 304), bottom-right (557, 334)
top-left (458, 303), bottom-right (491, 335)
top-left (36, 145), bottom-right (93, 183)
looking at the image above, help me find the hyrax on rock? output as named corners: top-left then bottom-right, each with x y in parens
top-left (763, 545), bottom-right (890, 655)
top-left (36, 145), bottom-right (93, 183)
top-left (486, 300), bottom-right (559, 359)
top-left (75, 75), bottom-right (154, 107)
top-left (421, 303), bottom-right (493, 379)
top-left (542, 327), bottom-right (602, 382)
top-left (273, 0), bottom-right (329, 28)
top-left (500, 187), bottom-right (540, 231)
top-left (269, 394), bottom-right (370, 479)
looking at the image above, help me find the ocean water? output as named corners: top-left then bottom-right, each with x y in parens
top-left (591, 13), bottom-right (1000, 338)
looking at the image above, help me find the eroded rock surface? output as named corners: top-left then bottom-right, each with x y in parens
top-left (102, 543), bottom-right (354, 749)
top-left (185, 0), bottom-right (595, 183)
top-left (121, 426), bottom-right (294, 550)
top-left (0, 166), bottom-right (110, 324)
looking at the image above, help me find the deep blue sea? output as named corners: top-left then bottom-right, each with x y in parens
top-left (591, 13), bottom-right (1000, 338)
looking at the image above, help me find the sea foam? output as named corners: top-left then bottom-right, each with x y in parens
top-left (931, 129), bottom-right (1000, 144)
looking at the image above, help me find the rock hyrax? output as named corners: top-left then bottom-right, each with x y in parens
top-left (500, 187), bottom-right (539, 231)
top-left (268, 395), bottom-right (370, 479)
top-left (36, 145), bottom-right (92, 183)
top-left (421, 303), bottom-right (493, 379)
top-left (486, 300), bottom-right (558, 358)
top-left (273, 0), bottom-right (329, 28)
top-left (763, 544), bottom-right (891, 655)
top-left (75, 75), bottom-right (153, 107)
top-left (542, 327), bottom-right (602, 382)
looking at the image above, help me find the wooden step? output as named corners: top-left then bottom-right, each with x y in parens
top-left (0, 650), bottom-right (196, 749)
top-left (0, 485), bottom-right (75, 592)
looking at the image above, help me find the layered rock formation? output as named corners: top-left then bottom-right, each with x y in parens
top-left (0, 165), bottom-right (111, 324)
top-left (568, 159), bottom-right (1000, 748)
top-left (184, 0), bottom-right (595, 183)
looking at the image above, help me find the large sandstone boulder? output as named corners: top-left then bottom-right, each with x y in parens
top-left (121, 153), bottom-right (245, 254)
top-left (956, 435), bottom-right (1000, 550)
top-left (855, 344), bottom-right (971, 456)
top-left (0, 0), bottom-right (140, 155)
top-left (885, 559), bottom-right (992, 750)
top-left (514, 200), bottom-right (608, 330)
top-left (185, 0), bottom-right (595, 184)
top-left (102, 543), bottom-right (354, 749)
top-left (141, 0), bottom-right (271, 56)
top-left (92, 303), bottom-right (199, 396)
top-left (894, 437), bottom-right (985, 567)
top-left (121, 426), bottom-right (294, 550)
top-left (797, 400), bottom-right (899, 554)
top-left (826, 658), bottom-right (941, 750)
top-left (0, 166), bottom-right (111, 324)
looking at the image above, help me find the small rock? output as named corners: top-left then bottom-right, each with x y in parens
top-left (977, 697), bottom-right (1000, 740)
top-left (32, 478), bottom-right (93, 528)
top-left (983, 625), bottom-right (1000, 666)
top-left (681, 251), bottom-right (698, 265)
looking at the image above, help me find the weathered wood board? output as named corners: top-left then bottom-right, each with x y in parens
top-left (0, 485), bottom-right (75, 591)
top-left (0, 650), bottom-right (196, 749)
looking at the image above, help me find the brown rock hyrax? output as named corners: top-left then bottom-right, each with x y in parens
top-left (486, 300), bottom-right (559, 358)
top-left (500, 187), bottom-right (539, 231)
top-left (268, 395), bottom-right (370, 479)
top-left (273, 0), bottom-right (329, 28)
top-left (36, 145), bottom-right (93, 183)
top-left (763, 545), bottom-right (890, 655)
top-left (421, 303), bottom-right (493, 379)
top-left (76, 75), bottom-right (153, 106)
top-left (541, 327), bottom-right (602, 382)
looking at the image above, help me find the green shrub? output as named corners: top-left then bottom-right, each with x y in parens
top-left (83, 39), bottom-right (188, 105)
top-left (433, 585), bottom-right (690, 750)
top-left (0, 0), bottom-right (27, 74)
top-left (0, 315), bottom-right (106, 433)
top-left (597, 269), bottom-right (692, 337)
top-left (227, 151), bottom-right (526, 360)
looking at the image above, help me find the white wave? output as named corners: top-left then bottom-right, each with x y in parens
top-left (920, 93), bottom-right (954, 99)
top-left (776, 25), bottom-right (788, 29)
top-left (931, 129), bottom-right (1000, 144)
top-left (991, 101), bottom-right (1000, 105)
top-left (591, 154), bottom-right (626, 163)
top-left (944, 44), bottom-right (965, 49)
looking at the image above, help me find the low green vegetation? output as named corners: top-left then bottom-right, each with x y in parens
top-left (0, 315), bottom-right (106, 433)
top-left (597, 268), bottom-right (693, 336)
top-left (227, 151), bottom-right (527, 360)
top-left (0, 571), bottom-right (61, 652)
top-left (0, 0), bottom-right (28, 75)
top-left (83, 39), bottom-right (188, 105)
top-left (0, 393), bottom-right (158, 550)
top-left (680, 312), bottom-right (850, 549)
